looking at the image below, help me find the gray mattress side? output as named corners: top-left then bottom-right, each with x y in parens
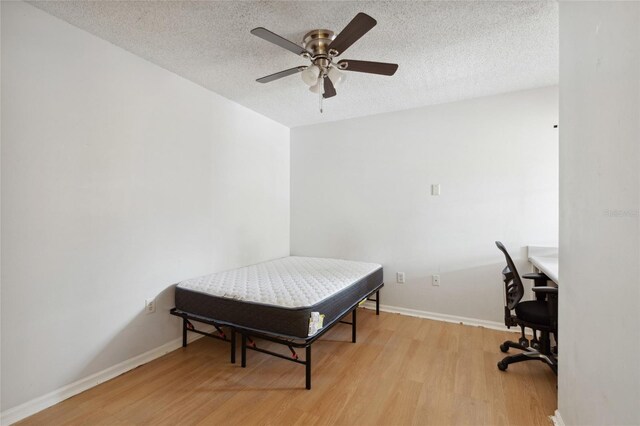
top-left (175, 267), bottom-right (383, 338)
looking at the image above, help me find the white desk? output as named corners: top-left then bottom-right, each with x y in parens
top-left (527, 246), bottom-right (559, 284)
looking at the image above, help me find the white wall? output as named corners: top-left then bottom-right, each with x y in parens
top-left (559, 2), bottom-right (639, 425)
top-left (291, 87), bottom-right (558, 323)
top-left (1, 1), bottom-right (289, 412)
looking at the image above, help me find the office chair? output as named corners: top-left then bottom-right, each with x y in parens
top-left (495, 241), bottom-right (558, 374)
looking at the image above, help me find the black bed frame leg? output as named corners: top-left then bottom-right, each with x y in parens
top-left (352, 308), bottom-right (357, 343)
top-left (241, 334), bottom-right (247, 368)
top-left (305, 345), bottom-right (312, 390)
top-left (231, 329), bottom-right (236, 364)
top-left (182, 318), bottom-right (188, 347)
top-left (376, 290), bottom-right (380, 315)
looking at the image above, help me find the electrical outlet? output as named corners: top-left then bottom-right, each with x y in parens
top-left (431, 184), bottom-right (441, 196)
top-left (397, 272), bottom-right (405, 284)
top-left (432, 275), bottom-right (440, 286)
top-left (145, 298), bottom-right (156, 314)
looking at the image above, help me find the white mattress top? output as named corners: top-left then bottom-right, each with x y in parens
top-left (177, 256), bottom-right (382, 309)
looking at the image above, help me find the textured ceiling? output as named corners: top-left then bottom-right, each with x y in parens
top-left (29, 1), bottom-right (558, 128)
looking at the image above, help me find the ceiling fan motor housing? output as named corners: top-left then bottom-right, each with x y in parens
top-left (302, 29), bottom-right (335, 58)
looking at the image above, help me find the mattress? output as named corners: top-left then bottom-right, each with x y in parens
top-left (175, 256), bottom-right (383, 339)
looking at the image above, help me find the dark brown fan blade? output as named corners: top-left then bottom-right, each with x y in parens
top-left (329, 13), bottom-right (377, 56)
top-left (250, 27), bottom-right (310, 56)
top-left (256, 67), bottom-right (306, 83)
top-left (323, 77), bottom-right (337, 98)
top-left (338, 60), bottom-right (398, 76)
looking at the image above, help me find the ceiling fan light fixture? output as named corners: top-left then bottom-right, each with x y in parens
top-left (301, 65), bottom-right (320, 86)
top-left (309, 78), bottom-right (325, 94)
top-left (327, 67), bottom-right (345, 86)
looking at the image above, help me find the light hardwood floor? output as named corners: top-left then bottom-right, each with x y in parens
top-left (19, 310), bottom-right (556, 425)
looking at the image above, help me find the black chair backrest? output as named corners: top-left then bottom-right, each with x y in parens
top-left (495, 241), bottom-right (524, 310)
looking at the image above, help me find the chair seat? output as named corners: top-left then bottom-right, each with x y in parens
top-left (515, 300), bottom-right (551, 326)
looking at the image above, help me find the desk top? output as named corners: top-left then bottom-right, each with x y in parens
top-left (527, 246), bottom-right (559, 284)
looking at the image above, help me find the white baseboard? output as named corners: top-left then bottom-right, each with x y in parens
top-left (550, 409), bottom-right (565, 426)
top-left (361, 301), bottom-right (514, 332)
top-left (0, 325), bottom-right (215, 426)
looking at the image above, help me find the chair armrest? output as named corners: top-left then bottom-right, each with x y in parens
top-left (522, 272), bottom-right (549, 281)
top-left (522, 273), bottom-right (550, 302)
top-left (531, 286), bottom-right (558, 294)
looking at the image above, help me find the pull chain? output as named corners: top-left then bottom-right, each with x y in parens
top-left (319, 77), bottom-right (323, 113)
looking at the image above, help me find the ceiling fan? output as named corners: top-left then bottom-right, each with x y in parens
top-left (250, 12), bottom-right (399, 112)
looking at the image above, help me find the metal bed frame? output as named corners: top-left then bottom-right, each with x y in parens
top-left (170, 284), bottom-right (382, 390)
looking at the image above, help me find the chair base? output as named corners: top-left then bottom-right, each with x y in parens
top-left (497, 339), bottom-right (557, 374)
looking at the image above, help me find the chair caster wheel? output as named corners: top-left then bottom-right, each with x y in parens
top-left (497, 361), bottom-right (508, 371)
top-left (518, 337), bottom-right (529, 348)
top-left (500, 344), bottom-right (509, 353)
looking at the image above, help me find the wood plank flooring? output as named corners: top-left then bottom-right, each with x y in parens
top-left (18, 310), bottom-right (557, 425)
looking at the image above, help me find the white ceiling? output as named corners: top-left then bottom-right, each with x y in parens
top-left (30, 1), bottom-right (558, 128)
